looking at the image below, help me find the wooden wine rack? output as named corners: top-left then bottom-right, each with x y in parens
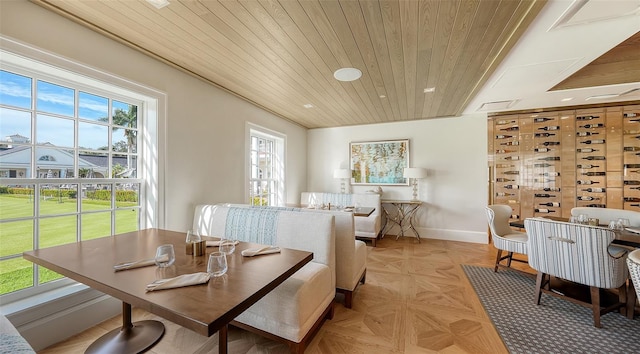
top-left (488, 103), bottom-right (640, 219)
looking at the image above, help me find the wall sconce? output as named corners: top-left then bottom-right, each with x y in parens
top-left (403, 167), bottom-right (427, 201)
top-left (333, 169), bottom-right (351, 194)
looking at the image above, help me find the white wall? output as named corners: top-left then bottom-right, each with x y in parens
top-left (308, 114), bottom-right (490, 243)
top-left (0, 0), bottom-right (308, 231)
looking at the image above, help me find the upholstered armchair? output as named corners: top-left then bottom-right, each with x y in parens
top-left (628, 249), bottom-right (640, 310)
top-left (485, 205), bottom-right (528, 272)
top-left (525, 218), bottom-right (630, 328)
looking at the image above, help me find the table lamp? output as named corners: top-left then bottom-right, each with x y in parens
top-left (333, 169), bottom-right (351, 194)
top-left (403, 167), bottom-right (427, 201)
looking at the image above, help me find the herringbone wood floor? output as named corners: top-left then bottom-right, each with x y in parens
top-left (40, 237), bottom-right (526, 353)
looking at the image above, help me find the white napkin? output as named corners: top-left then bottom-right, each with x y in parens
top-left (241, 246), bottom-right (281, 257)
top-left (145, 272), bottom-right (211, 292)
top-left (206, 239), bottom-right (240, 247)
top-left (114, 257), bottom-right (160, 271)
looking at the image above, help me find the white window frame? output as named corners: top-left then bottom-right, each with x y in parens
top-left (0, 36), bottom-right (165, 304)
top-left (246, 123), bottom-right (285, 206)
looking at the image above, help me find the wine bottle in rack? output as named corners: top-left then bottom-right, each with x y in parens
top-left (629, 186), bottom-right (640, 190)
top-left (535, 133), bottom-right (556, 137)
top-left (504, 156), bottom-right (519, 160)
top-left (576, 164), bottom-right (599, 169)
top-left (582, 156), bottom-right (606, 160)
top-left (496, 120), bottom-right (516, 125)
top-left (577, 115), bottom-right (599, 120)
top-left (581, 172), bottom-right (606, 176)
top-left (534, 147), bottom-right (552, 152)
top-left (627, 170), bottom-right (640, 174)
top-left (538, 157), bottom-right (560, 161)
top-left (624, 113), bottom-right (638, 118)
top-left (496, 192), bottom-right (515, 197)
top-left (584, 204), bottom-right (606, 208)
top-left (624, 164), bottom-right (640, 169)
top-left (625, 181), bottom-right (640, 186)
top-left (495, 149), bottom-right (516, 154)
top-left (629, 119), bottom-right (640, 123)
top-left (533, 117), bottom-right (553, 122)
top-left (582, 188), bottom-right (605, 192)
top-left (576, 148), bottom-right (598, 153)
top-left (534, 193), bottom-right (555, 198)
top-left (543, 187), bottom-right (561, 192)
top-left (499, 127), bottom-right (519, 131)
top-left (496, 178), bottom-right (515, 182)
top-left (534, 178), bottom-right (555, 183)
top-left (577, 180), bottom-right (599, 185)
top-left (623, 146), bottom-right (640, 152)
top-left (537, 126), bottom-right (560, 131)
top-left (534, 163), bottom-right (553, 167)
top-left (542, 141), bottom-right (560, 146)
top-left (577, 196), bottom-right (600, 201)
top-left (539, 202), bottom-right (560, 207)
top-left (579, 123), bottom-right (604, 128)
top-left (496, 135), bottom-right (513, 139)
top-left (504, 185), bottom-right (519, 189)
top-left (539, 172), bottom-right (560, 176)
top-left (503, 171), bottom-right (520, 175)
top-left (580, 139), bottom-right (605, 144)
top-left (534, 208), bottom-right (555, 213)
top-left (577, 131), bottom-right (599, 137)
top-left (495, 164), bottom-right (514, 168)
top-left (500, 141), bottom-right (520, 146)
top-left (624, 197), bottom-right (640, 202)
top-left (510, 214), bottom-right (520, 219)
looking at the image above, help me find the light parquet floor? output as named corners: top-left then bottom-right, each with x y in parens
top-left (39, 237), bottom-right (524, 354)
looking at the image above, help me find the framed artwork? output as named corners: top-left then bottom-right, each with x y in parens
top-left (350, 139), bottom-right (409, 185)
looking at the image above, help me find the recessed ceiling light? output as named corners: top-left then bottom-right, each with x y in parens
top-left (423, 87), bottom-right (435, 93)
top-left (146, 0), bottom-right (170, 9)
top-left (303, 104), bottom-right (314, 108)
top-left (561, 97), bottom-right (574, 102)
top-left (333, 68), bottom-right (362, 82)
top-left (379, 95), bottom-right (386, 98)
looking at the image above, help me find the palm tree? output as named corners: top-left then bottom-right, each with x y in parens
top-left (100, 105), bottom-right (137, 171)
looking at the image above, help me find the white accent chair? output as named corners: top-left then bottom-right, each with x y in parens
top-left (525, 218), bottom-right (630, 328)
top-left (193, 204), bottom-right (335, 353)
top-left (485, 205), bottom-right (528, 272)
top-left (0, 314), bottom-right (35, 353)
top-left (301, 192), bottom-right (382, 246)
top-left (570, 207), bottom-right (640, 226)
top-left (627, 249), bottom-right (640, 315)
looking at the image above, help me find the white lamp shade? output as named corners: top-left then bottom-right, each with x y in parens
top-left (403, 167), bottom-right (427, 179)
top-left (333, 169), bottom-right (351, 179)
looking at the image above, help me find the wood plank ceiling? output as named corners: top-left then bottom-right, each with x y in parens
top-left (33, 0), bottom-right (546, 129)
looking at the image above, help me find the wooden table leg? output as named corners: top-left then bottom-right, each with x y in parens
top-left (628, 279), bottom-right (637, 319)
top-left (218, 324), bottom-right (228, 354)
top-left (85, 302), bottom-right (164, 354)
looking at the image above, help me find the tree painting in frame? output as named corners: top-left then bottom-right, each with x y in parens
top-left (350, 139), bottom-right (409, 185)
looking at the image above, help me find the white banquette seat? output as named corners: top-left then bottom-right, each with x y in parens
top-left (301, 192), bottom-right (382, 246)
top-left (192, 204), bottom-right (335, 353)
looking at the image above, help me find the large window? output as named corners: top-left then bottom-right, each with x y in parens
top-left (0, 48), bottom-right (159, 299)
top-left (248, 126), bottom-right (285, 206)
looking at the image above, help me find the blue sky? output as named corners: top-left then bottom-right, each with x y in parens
top-left (0, 70), bottom-right (134, 150)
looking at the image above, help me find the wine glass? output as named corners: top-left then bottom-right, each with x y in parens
top-left (578, 214), bottom-right (589, 225)
top-left (185, 229), bottom-right (201, 255)
top-left (219, 239), bottom-right (236, 255)
top-left (207, 252), bottom-right (228, 277)
top-left (155, 244), bottom-right (175, 268)
top-left (569, 216), bottom-right (579, 224)
top-left (617, 218), bottom-right (630, 230)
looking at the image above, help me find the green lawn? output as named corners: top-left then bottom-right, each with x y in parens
top-left (0, 194), bottom-right (139, 295)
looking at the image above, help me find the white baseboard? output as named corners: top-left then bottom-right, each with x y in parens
top-left (6, 289), bottom-right (120, 351)
top-left (385, 226), bottom-right (489, 244)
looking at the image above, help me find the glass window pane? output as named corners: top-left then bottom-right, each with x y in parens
top-left (83, 184), bottom-right (111, 211)
top-left (78, 92), bottom-right (108, 121)
top-left (0, 108), bottom-right (31, 144)
top-left (0, 220), bottom-right (33, 257)
top-left (36, 80), bottom-right (74, 117)
top-left (39, 215), bottom-right (77, 248)
top-left (39, 184), bottom-right (77, 216)
top-left (39, 267), bottom-right (63, 285)
top-left (36, 147), bottom-right (74, 179)
top-left (36, 114), bottom-right (74, 147)
top-left (81, 212), bottom-right (111, 240)
top-left (112, 128), bottom-right (137, 153)
top-left (112, 101), bottom-right (137, 129)
top-left (116, 183), bottom-right (139, 208)
top-left (0, 185), bottom-right (34, 219)
top-left (0, 70), bottom-right (32, 109)
top-left (0, 258), bottom-right (34, 295)
top-left (78, 121), bottom-right (108, 150)
top-left (78, 151), bottom-right (108, 178)
top-left (115, 208), bottom-right (138, 234)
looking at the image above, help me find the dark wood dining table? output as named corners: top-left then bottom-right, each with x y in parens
top-left (23, 228), bottom-right (312, 354)
top-left (509, 217), bottom-right (640, 248)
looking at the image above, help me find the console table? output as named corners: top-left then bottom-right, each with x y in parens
top-left (381, 200), bottom-right (423, 242)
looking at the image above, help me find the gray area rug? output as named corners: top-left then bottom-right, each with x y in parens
top-left (462, 265), bottom-right (640, 354)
